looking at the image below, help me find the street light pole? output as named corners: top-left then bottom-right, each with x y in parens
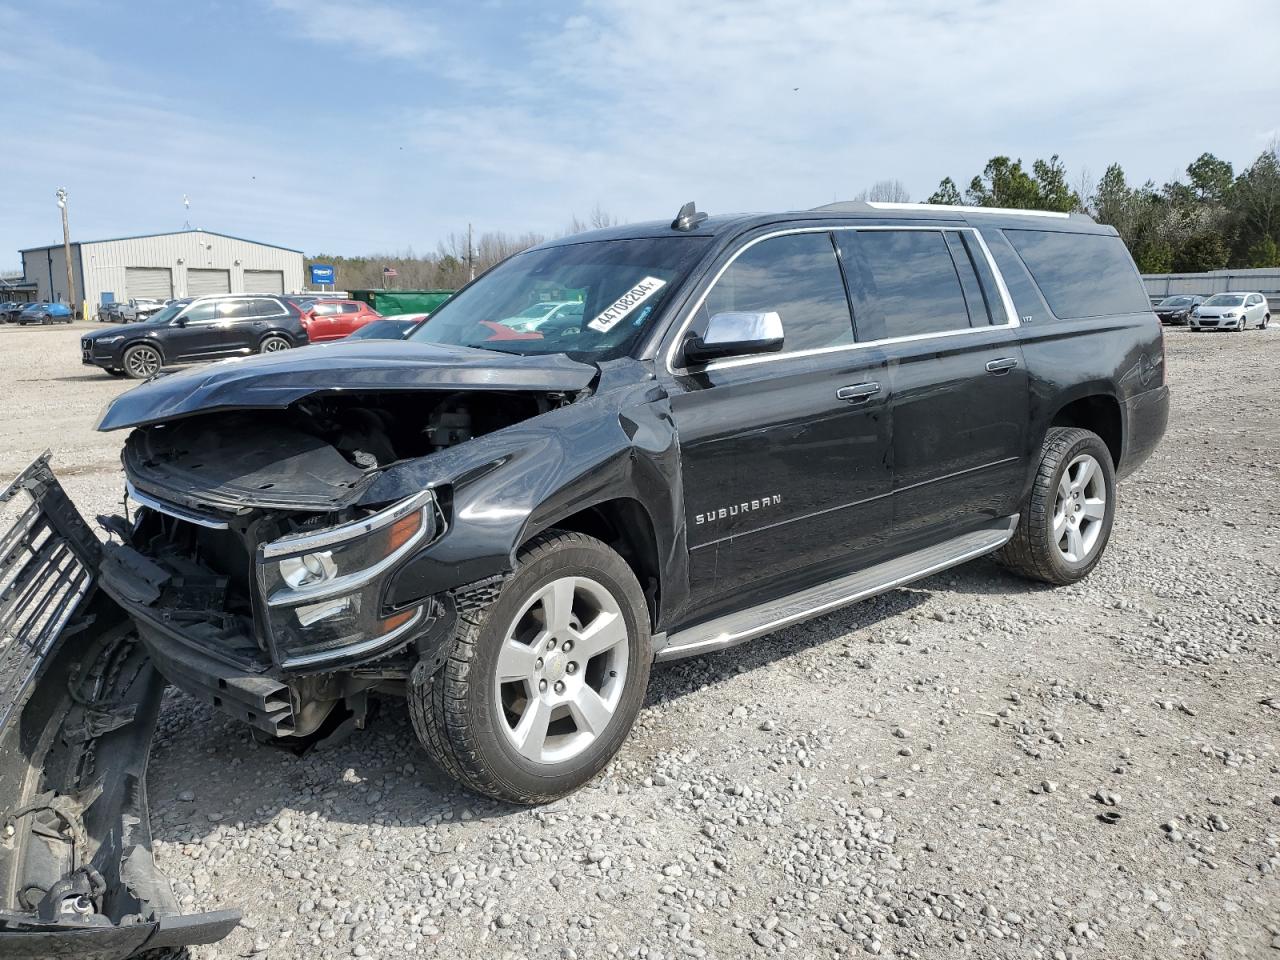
top-left (55, 188), bottom-right (76, 317)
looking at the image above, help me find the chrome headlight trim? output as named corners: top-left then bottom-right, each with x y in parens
top-left (261, 489), bottom-right (436, 559)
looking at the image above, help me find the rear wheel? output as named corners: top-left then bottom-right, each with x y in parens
top-left (1263, 313), bottom-right (1271, 330)
top-left (259, 335), bottom-right (291, 353)
top-left (409, 531), bottom-right (651, 803)
top-left (995, 427), bottom-right (1116, 585)
top-left (122, 343), bottom-right (162, 379)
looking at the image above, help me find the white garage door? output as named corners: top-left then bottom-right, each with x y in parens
top-left (125, 267), bottom-right (173, 300)
top-left (243, 269), bottom-right (284, 294)
top-left (187, 269), bottom-right (230, 297)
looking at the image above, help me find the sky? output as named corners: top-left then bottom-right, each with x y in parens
top-left (2, 0), bottom-right (1278, 270)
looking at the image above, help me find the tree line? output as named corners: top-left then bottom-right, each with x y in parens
top-left (924, 145), bottom-right (1280, 273)
top-left (307, 206), bottom-right (618, 291)
top-left (308, 147), bottom-right (1280, 289)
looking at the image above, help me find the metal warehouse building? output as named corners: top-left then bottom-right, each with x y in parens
top-left (19, 230), bottom-right (305, 309)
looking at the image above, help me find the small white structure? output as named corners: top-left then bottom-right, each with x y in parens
top-left (19, 230), bottom-right (305, 308)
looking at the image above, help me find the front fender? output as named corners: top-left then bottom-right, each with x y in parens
top-left (372, 378), bottom-right (689, 627)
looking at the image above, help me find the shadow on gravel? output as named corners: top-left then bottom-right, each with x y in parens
top-left (144, 557), bottom-right (1047, 848)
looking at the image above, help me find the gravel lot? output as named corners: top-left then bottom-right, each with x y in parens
top-left (2, 322), bottom-right (1278, 960)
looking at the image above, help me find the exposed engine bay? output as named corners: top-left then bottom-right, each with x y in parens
top-left (123, 389), bottom-right (573, 514)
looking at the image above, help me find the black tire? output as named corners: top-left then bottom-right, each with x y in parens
top-left (1263, 314), bottom-right (1270, 330)
top-left (408, 530), bottom-right (651, 804)
top-left (259, 334), bottom-right (292, 353)
top-left (994, 427), bottom-right (1116, 586)
top-left (122, 343), bottom-right (162, 379)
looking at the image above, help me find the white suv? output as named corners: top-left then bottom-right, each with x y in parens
top-left (1190, 292), bottom-right (1271, 331)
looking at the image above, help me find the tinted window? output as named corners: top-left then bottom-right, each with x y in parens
top-left (1004, 229), bottom-right (1150, 319)
top-left (182, 302), bottom-right (217, 322)
top-left (943, 232), bottom-right (992, 325)
top-left (216, 300), bottom-right (254, 319)
top-left (839, 230), bottom-right (972, 340)
top-left (703, 232), bottom-right (853, 352)
top-left (980, 229), bottom-right (1051, 324)
top-left (341, 303), bottom-right (360, 314)
top-left (248, 299), bottom-right (283, 317)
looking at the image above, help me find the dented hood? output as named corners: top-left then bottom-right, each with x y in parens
top-left (96, 340), bottom-right (598, 431)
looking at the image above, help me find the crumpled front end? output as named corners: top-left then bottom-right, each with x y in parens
top-left (0, 454), bottom-right (239, 958)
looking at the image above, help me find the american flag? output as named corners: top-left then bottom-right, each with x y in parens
top-left (382, 265), bottom-right (398, 278)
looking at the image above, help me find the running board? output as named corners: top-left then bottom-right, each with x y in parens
top-left (655, 515), bottom-right (1018, 662)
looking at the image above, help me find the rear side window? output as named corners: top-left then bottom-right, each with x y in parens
top-left (216, 300), bottom-right (254, 319)
top-left (704, 232), bottom-right (854, 352)
top-left (341, 303), bottom-right (360, 314)
top-left (838, 230), bottom-right (972, 340)
top-left (1004, 229), bottom-right (1150, 319)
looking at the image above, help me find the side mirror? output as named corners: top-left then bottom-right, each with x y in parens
top-left (682, 311), bottom-right (784, 365)
top-left (172, 317), bottom-right (187, 327)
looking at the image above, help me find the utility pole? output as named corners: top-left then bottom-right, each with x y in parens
top-left (55, 187), bottom-right (76, 317)
top-left (467, 222), bottom-right (475, 282)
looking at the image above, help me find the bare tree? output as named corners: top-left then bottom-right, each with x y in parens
top-left (855, 179), bottom-right (910, 203)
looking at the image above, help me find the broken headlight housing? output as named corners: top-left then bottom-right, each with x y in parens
top-left (257, 489), bottom-right (440, 669)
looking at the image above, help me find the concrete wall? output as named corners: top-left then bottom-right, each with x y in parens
top-left (1143, 267), bottom-right (1280, 297)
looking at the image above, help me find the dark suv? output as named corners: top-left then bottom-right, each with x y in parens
top-left (80, 293), bottom-right (309, 378)
top-left (0, 201), bottom-right (1168, 955)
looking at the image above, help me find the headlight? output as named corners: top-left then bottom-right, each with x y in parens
top-left (257, 490), bottom-right (440, 668)
top-left (1220, 312), bottom-right (1235, 318)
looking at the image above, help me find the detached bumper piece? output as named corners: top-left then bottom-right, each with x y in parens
top-left (0, 454), bottom-right (240, 958)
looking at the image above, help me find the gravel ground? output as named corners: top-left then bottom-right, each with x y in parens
top-left (1, 322), bottom-right (1278, 960)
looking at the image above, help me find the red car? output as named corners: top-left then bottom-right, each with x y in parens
top-left (301, 299), bottom-right (381, 342)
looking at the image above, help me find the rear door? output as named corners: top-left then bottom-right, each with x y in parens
top-left (836, 227), bottom-right (1029, 548)
top-left (210, 298), bottom-right (265, 355)
top-left (667, 230), bottom-right (894, 623)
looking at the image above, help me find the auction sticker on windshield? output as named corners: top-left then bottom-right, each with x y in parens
top-left (588, 276), bottom-right (667, 332)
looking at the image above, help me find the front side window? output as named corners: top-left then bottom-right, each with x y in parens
top-left (411, 237), bottom-right (709, 360)
top-left (1202, 294), bottom-right (1244, 307)
top-left (839, 230), bottom-right (973, 340)
top-left (700, 232), bottom-right (853, 353)
top-left (181, 302), bottom-right (217, 323)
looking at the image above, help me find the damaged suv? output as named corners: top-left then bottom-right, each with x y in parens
top-left (1, 201), bottom-right (1169, 955)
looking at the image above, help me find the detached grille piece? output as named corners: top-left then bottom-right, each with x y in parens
top-left (0, 453), bottom-right (100, 729)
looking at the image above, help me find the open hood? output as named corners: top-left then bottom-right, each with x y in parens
top-left (96, 340), bottom-right (598, 432)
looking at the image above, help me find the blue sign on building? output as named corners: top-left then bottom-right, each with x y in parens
top-left (310, 264), bottom-right (336, 285)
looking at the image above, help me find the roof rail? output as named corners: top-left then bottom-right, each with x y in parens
top-left (812, 200), bottom-right (1092, 222)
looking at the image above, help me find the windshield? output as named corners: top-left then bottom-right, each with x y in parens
top-left (1159, 296), bottom-right (1194, 307)
top-left (1203, 294), bottom-right (1244, 307)
top-left (409, 237), bottom-right (710, 360)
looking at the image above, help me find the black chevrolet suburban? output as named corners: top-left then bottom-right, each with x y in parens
top-left (0, 201), bottom-right (1168, 955)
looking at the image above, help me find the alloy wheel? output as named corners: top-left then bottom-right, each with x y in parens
top-left (125, 346), bottom-right (161, 378)
top-left (260, 336), bottom-right (291, 353)
top-left (1053, 453), bottom-right (1106, 564)
top-left (493, 576), bottom-right (630, 764)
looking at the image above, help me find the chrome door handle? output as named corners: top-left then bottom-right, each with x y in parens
top-left (986, 357), bottom-right (1018, 374)
top-left (836, 382), bottom-right (880, 403)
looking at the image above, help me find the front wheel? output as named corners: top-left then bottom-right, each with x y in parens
top-left (995, 427), bottom-right (1116, 585)
top-left (409, 531), bottom-right (651, 803)
top-left (259, 335), bottom-right (292, 353)
top-left (122, 343), bottom-right (162, 379)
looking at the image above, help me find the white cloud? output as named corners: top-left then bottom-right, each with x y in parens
top-left (266, 0), bottom-right (436, 60)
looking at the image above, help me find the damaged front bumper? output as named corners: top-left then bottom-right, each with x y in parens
top-left (0, 454), bottom-right (239, 958)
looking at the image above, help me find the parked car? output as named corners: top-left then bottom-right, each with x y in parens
top-left (16, 302), bottom-right (72, 325)
top-left (0, 301), bottom-right (26, 323)
top-left (118, 298), bottom-right (166, 322)
top-left (343, 315), bottom-right (427, 340)
top-left (498, 300), bottom-right (586, 333)
top-left (1, 200), bottom-right (1169, 957)
top-left (1153, 295), bottom-right (1204, 325)
top-left (79, 294), bottom-right (310, 378)
top-left (300, 298), bottom-right (381, 342)
top-left (1189, 292), bottom-right (1271, 331)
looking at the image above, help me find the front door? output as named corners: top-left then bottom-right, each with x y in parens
top-left (160, 301), bottom-right (221, 361)
top-left (666, 230), bottom-right (894, 625)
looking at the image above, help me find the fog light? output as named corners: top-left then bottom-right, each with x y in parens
top-left (279, 551), bottom-right (337, 589)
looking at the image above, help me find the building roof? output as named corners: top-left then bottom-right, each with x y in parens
top-left (20, 229), bottom-right (303, 255)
